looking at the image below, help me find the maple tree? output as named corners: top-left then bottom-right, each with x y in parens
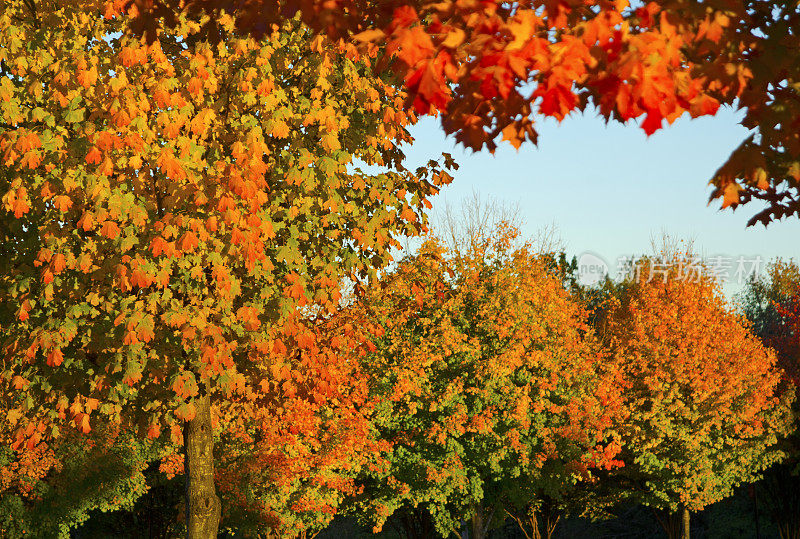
top-left (2, 317), bottom-right (383, 538)
top-left (114, 0), bottom-right (800, 225)
top-left (738, 259), bottom-right (800, 539)
top-left (601, 254), bottom-right (794, 539)
top-left (740, 259), bottom-right (800, 385)
top-left (0, 2), bottom-right (453, 536)
top-left (347, 225), bottom-right (622, 539)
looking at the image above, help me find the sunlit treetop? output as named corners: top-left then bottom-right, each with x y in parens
top-left (0, 0), bottom-right (453, 447)
top-left (605, 254), bottom-right (794, 512)
top-left (349, 226), bottom-right (623, 535)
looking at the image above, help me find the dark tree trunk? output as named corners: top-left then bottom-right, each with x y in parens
top-left (653, 508), bottom-right (681, 539)
top-left (472, 504), bottom-right (485, 539)
top-left (184, 394), bottom-right (221, 539)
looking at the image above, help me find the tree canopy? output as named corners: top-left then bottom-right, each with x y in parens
top-left (349, 226), bottom-right (622, 538)
top-left (114, 0), bottom-right (800, 225)
top-left (0, 0), bottom-right (451, 447)
top-left (601, 254), bottom-right (793, 537)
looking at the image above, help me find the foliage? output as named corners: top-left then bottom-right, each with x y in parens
top-left (738, 259), bottom-right (800, 383)
top-left (0, 422), bottom-right (162, 538)
top-left (120, 0), bottom-right (800, 224)
top-left (0, 3), bottom-right (454, 534)
top-left (73, 462), bottom-right (186, 539)
top-left (348, 226), bottom-right (622, 538)
top-left (212, 314), bottom-right (389, 537)
top-left (603, 255), bottom-right (794, 516)
top-left (0, 0), bottom-right (451, 462)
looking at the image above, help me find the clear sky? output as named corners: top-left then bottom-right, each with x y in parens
top-left (401, 106), bottom-right (800, 295)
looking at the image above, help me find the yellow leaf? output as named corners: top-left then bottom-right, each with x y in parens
top-left (7, 409), bottom-right (22, 424)
top-left (753, 168), bottom-right (769, 190)
top-left (441, 28), bottom-right (465, 49)
top-left (507, 11), bottom-right (536, 51)
top-left (721, 183), bottom-right (741, 208)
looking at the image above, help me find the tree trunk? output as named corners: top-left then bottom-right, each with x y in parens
top-left (543, 511), bottom-right (560, 539)
top-left (184, 393), bottom-right (221, 539)
top-left (654, 508), bottom-right (680, 539)
top-left (530, 510), bottom-right (541, 539)
top-left (471, 503), bottom-right (486, 539)
top-left (681, 506), bottom-right (690, 539)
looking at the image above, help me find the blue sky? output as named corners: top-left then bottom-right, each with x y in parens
top-left (402, 106), bottom-right (800, 295)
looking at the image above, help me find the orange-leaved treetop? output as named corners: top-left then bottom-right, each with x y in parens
top-left (117, 0), bottom-right (800, 225)
top-left (602, 255), bottom-right (794, 539)
top-left (347, 225), bottom-right (622, 539)
top-left (0, 2), bottom-right (453, 536)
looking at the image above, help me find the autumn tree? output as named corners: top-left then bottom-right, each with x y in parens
top-left (116, 0), bottom-right (800, 225)
top-left (738, 259), bottom-right (800, 539)
top-left (602, 255), bottom-right (794, 539)
top-left (739, 259), bottom-right (800, 384)
top-left (0, 3), bottom-right (453, 537)
top-left (6, 315), bottom-right (383, 539)
top-left (347, 225), bottom-right (622, 539)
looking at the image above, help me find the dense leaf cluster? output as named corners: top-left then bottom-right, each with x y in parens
top-left (123, 0), bottom-right (800, 224)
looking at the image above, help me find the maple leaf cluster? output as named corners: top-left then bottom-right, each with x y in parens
top-left (211, 313), bottom-right (390, 536)
top-left (0, 2), bottom-right (452, 450)
top-left (0, 413), bottom-right (163, 537)
top-left (117, 0), bottom-right (800, 223)
top-left (117, 0), bottom-right (724, 148)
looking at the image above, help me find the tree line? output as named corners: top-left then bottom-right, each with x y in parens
top-left (3, 219), bottom-right (799, 539)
